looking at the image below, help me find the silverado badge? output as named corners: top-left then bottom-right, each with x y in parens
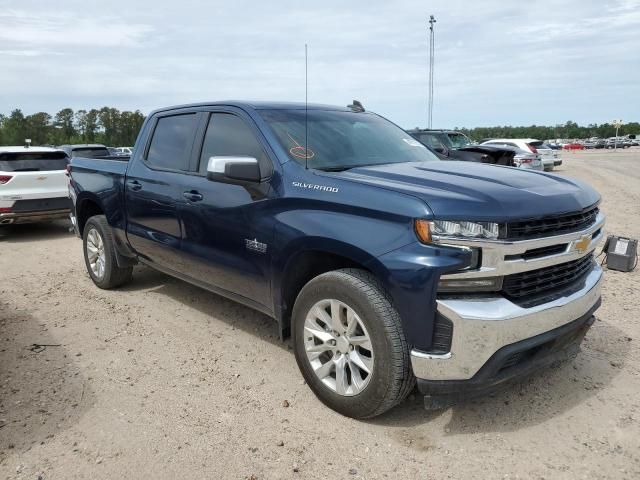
top-left (245, 238), bottom-right (267, 254)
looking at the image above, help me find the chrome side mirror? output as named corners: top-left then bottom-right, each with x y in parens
top-left (207, 156), bottom-right (261, 183)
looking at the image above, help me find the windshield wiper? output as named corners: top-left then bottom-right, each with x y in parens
top-left (316, 162), bottom-right (400, 172)
top-left (316, 165), bottom-right (359, 172)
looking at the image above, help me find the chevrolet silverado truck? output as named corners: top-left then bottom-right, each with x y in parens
top-left (68, 101), bottom-right (604, 418)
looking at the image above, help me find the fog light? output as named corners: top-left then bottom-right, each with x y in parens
top-left (437, 276), bottom-right (502, 292)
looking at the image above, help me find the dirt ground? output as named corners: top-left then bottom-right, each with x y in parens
top-left (1, 149), bottom-right (639, 479)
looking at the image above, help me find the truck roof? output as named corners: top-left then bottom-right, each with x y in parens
top-left (150, 101), bottom-right (354, 116)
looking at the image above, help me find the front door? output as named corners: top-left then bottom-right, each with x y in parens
top-left (177, 110), bottom-right (275, 309)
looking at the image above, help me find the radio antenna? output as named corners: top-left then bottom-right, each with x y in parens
top-left (305, 43), bottom-right (309, 170)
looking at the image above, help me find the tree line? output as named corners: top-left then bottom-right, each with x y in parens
top-left (1, 108), bottom-right (638, 147)
top-left (0, 108), bottom-right (146, 147)
top-left (457, 121), bottom-right (640, 142)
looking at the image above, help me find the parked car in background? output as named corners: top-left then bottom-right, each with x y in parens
top-left (563, 143), bottom-right (585, 150)
top-left (540, 143), bottom-right (563, 167)
top-left (0, 146), bottom-right (71, 225)
top-left (408, 129), bottom-right (515, 166)
top-left (481, 139), bottom-right (557, 171)
top-left (510, 147), bottom-right (544, 171)
top-left (116, 147), bottom-right (134, 155)
top-left (605, 138), bottom-right (628, 149)
top-left (594, 139), bottom-right (606, 149)
top-left (59, 144), bottom-right (111, 158)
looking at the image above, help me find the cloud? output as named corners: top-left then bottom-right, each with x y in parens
top-left (0, 0), bottom-right (638, 128)
top-left (0, 9), bottom-right (153, 48)
top-left (0, 49), bottom-right (64, 57)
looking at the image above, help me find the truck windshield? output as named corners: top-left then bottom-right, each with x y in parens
top-left (446, 133), bottom-right (472, 149)
top-left (259, 110), bottom-right (438, 170)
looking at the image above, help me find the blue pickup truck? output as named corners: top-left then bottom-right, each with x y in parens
top-left (68, 101), bottom-right (604, 418)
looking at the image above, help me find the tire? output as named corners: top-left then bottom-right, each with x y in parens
top-left (292, 268), bottom-right (415, 418)
top-left (83, 215), bottom-right (133, 289)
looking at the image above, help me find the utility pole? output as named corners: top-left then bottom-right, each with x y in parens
top-left (428, 15), bottom-right (437, 129)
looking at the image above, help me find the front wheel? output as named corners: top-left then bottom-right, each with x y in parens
top-left (83, 215), bottom-right (132, 289)
top-left (292, 268), bottom-right (414, 418)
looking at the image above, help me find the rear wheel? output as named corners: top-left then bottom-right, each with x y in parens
top-left (292, 268), bottom-right (414, 418)
top-left (83, 215), bottom-right (132, 289)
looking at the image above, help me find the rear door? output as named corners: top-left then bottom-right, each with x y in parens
top-left (124, 111), bottom-right (201, 270)
top-left (0, 151), bottom-right (70, 212)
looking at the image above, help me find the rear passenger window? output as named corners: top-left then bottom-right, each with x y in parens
top-left (147, 114), bottom-right (197, 170)
top-left (199, 113), bottom-right (267, 173)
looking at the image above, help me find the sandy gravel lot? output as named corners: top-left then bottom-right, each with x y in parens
top-left (1, 149), bottom-right (639, 479)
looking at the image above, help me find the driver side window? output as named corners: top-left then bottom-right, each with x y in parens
top-left (198, 113), bottom-right (268, 174)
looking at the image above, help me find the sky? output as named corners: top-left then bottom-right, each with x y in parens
top-left (0, 0), bottom-right (638, 128)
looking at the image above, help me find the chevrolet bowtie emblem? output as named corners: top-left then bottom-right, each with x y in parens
top-left (574, 235), bottom-right (591, 253)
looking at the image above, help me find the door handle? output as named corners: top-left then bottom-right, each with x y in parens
top-left (127, 180), bottom-right (142, 191)
top-left (183, 191), bottom-right (203, 202)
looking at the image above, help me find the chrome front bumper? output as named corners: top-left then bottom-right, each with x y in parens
top-left (411, 265), bottom-right (602, 380)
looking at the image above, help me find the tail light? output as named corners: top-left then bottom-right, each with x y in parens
top-left (521, 158), bottom-right (533, 164)
top-left (527, 143), bottom-right (538, 154)
top-left (65, 164), bottom-right (72, 176)
top-left (0, 207), bottom-right (12, 213)
top-left (0, 175), bottom-right (13, 184)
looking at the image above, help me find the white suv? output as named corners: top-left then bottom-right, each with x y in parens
top-left (0, 146), bottom-right (71, 225)
top-left (482, 139), bottom-right (558, 171)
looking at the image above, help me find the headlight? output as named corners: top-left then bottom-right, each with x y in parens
top-left (431, 220), bottom-right (499, 239)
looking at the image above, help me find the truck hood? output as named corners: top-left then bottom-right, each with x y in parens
top-left (332, 161), bottom-right (599, 221)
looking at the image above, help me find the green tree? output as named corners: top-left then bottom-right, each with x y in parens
top-left (98, 107), bottom-right (120, 145)
top-left (3, 109), bottom-right (28, 145)
top-left (26, 112), bottom-right (52, 145)
top-left (54, 108), bottom-right (76, 143)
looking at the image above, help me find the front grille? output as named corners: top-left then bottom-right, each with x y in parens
top-left (502, 205), bottom-right (599, 240)
top-left (505, 243), bottom-right (568, 261)
top-left (11, 197), bottom-right (71, 212)
top-left (502, 254), bottom-right (594, 302)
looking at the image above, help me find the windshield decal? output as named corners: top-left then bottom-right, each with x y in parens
top-left (286, 132), bottom-right (315, 159)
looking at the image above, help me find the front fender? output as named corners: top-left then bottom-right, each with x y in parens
top-left (367, 242), bottom-right (470, 350)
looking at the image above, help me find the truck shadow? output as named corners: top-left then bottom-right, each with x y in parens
top-left (0, 220), bottom-right (72, 243)
top-left (120, 265), bottom-right (288, 351)
top-left (371, 319), bottom-right (628, 434)
top-left (116, 266), bottom-right (627, 433)
top-left (0, 308), bottom-right (95, 461)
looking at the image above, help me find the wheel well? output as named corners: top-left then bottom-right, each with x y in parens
top-left (77, 199), bottom-right (104, 235)
top-left (279, 250), bottom-right (371, 337)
